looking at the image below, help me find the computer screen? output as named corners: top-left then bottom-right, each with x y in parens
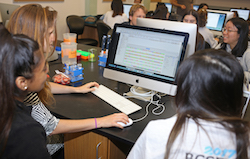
top-left (207, 9), bottom-right (234, 24)
top-left (230, 8), bottom-right (250, 20)
top-left (103, 24), bottom-right (189, 96)
top-left (193, 5), bottom-right (199, 11)
top-left (0, 3), bottom-right (20, 26)
top-left (137, 18), bottom-right (197, 58)
top-left (165, 3), bottom-right (172, 13)
top-left (206, 11), bottom-right (226, 32)
top-left (123, 4), bottom-right (133, 18)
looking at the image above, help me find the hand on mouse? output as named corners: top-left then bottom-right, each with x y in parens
top-left (96, 113), bottom-right (129, 129)
top-left (74, 82), bottom-right (99, 93)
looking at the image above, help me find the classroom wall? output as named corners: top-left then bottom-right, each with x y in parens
top-left (1, 0), bottom-right (249, 40)
top-left (149, 0), bottom-right (250, 11)
top-left (0, 0), bottom-right (85, 40)
top-left (195, 0), bottom-right (250, 9)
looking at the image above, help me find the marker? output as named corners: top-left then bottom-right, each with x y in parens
top-left (106, 35), bottom-right (111, 57)
top-left (101, 35), bottom-right (107, 56)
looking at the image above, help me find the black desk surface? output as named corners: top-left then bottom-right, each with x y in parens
top-left (48, 43), bottom-right (176, 146)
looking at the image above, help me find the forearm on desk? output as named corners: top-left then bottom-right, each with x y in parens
top-left (50, 118), bottom-right (97, 135)
top-left (49, 82), bottom-right (78, 94)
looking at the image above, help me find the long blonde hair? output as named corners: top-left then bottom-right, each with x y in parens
top-left (8, 4), bottom-right (58, 106)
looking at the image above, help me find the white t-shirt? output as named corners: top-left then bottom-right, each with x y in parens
top-left (127, 115), bottom-right (250, 159)
top-left (103, 10), bottom-right (128, 29)
top-left (199, 27), bottom-right (218, 48)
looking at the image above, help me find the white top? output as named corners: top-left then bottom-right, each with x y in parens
top-left (198, 27), bottom-right (218, 48)
top-left (216, 43), bottom-right (250, 82)
top-left (103, 10), bottom-right (128, 29)
top-left (127, 115), bottom-right (250, 159)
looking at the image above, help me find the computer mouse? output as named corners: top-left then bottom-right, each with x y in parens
top-left (117, 118), bottom-right (133, 127)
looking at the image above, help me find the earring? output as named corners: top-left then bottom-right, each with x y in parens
top-left (24, 86), bottom-right (28, 90)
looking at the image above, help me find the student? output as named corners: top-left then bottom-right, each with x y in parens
top-left (8, 4), bottom-right (129, 157)
top-left (103, 0), bottom-right (128, 29)
top-left (151, 2), bottom-right (170, 20)
top-left (216, 18), bottom-right (250, 82)
top-left (198, 9), bottom-right (219, 48)
top-left (197, 3), bottom-right (208, 10)
top-left (124, 4), bottom-right (147, 26)
top-left (127, 49), bottom-right (250, 159)
top-left (247, 19), bottom-right (250, 46)
top-left (134, 0), bottom-right (142, 4)
top-left (0, 27), bottom-right (51, 158)
top-left (170, 0), bottom-right (193, 21)
top-left (233, 10), bottom-right (239, 18)
top-left (182, 9), bottom-right (206, 51)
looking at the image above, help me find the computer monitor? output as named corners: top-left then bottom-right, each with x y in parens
top-left (0, 3), bottom-right (20, 26)
top-left (123, 4), bottom-right (133, 18)
top-left (103, 24), bottom-right (189, 96)
top-left (230, 8), bottom-right (250, 20)
top-left (206, 9), bottom-right (234, 36)
top-left (137, 18), bottom-right (197, 58)
top-left (207, 9), bottom-right (234, 24)
top-left (193, 5), bottom-right (199, 11)
top-left (206, 11), bottom-right (227, 32)
top-left (164, 3), bottom-right (172, 13)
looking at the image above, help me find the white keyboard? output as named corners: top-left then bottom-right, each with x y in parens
top-left (92, 85), bottom-right (142, 115)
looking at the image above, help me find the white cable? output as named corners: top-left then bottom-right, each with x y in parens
top-left (130, 86), bottom-right (156, 97)
top-left (124, 91), bottom-right (165, 123)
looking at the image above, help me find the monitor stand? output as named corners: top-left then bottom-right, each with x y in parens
top-left (124, 86), bottom-right (155, 102)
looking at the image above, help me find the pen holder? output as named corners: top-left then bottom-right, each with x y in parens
top-left (98, 55), bottom-right (107, 67)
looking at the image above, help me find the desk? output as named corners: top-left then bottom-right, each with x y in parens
top-left (48, 43), bottom-right (176, 159)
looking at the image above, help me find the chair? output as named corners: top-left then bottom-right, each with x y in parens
top-left (66, 15), bottom-right (98, 46)
top-left (96, 20), bottom-right (111, 47)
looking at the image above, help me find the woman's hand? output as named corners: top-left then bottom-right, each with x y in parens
top-left (74, 82), bottom-right (99, 93)
top-left (97, 113), bottom-right (129, 129)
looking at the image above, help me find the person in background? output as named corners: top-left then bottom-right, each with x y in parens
top-left (8, 4), bottom-right (129, 158)
top-left (0, 10), bottom-right (3, 25)
top-left (0, 27), bottom-right (51, 159)
top-left (197, 3), bottom-right (208, 10)
top-left (170, 0), bottom-right (193, 21)
top-left (198, 9), bottom-right (219, 48)
top-left (123, 4), bottom-right (147, 26)
top-left (182, 9), bottom-right (206, 51)
top-left (103, 0), bottom-right (128, 29)
top-left (151, 2), bottom-right (170, 20)
top-left (127, 49), bottom-right (250, 159)
top-left (216, 18), bottom-right (250, 82)
top-left (233, 10), bottom-right (239, 18)
top-left (247, 19), bottom-right (250, 46)
top-left (134, 0), bottom-right (142, 4)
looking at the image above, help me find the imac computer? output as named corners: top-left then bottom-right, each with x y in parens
top-left (137, 18), bottom-right (197, 58)
top-left (206, 11), bottom-right (227, 36)
top-left (103, 24), bottom-right (189, 96)
top-left (164, 3), bottom-right (172, 13)
top-left (207, 9), bottom-right (234, 36)
top-left (0, 3), bottom-right (20, 27)
top-left (123, 4), bottom-right (133, 18)
top-left (207, 9), bottom-right (234, 24)
top-left (230, 8), bottom-right (250, 20)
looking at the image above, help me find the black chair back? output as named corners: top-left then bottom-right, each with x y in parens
top-left (66, 15), bottom-right (85, 42)
top-left (96, 20), bottom-right (111, 47)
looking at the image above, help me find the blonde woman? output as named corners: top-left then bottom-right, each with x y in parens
top-left (8, 4), bottom-right (129, 156)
